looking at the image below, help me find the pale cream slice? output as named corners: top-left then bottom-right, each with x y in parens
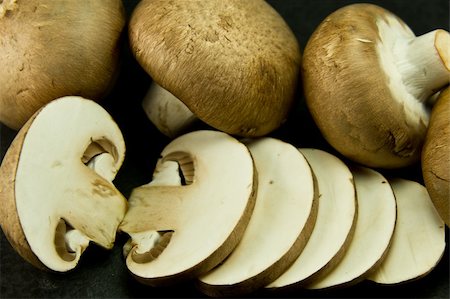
top-left (267, 148), bottom-right (357, 290)
top-left (368, 178), bottom-right (446, 284)
top-left (198, 138), bottom-right (318, 297)
top-left (306, 166), bottom-right (397, 289)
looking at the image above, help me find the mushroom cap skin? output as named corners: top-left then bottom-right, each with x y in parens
top-left (0, 0), bottom-right (125, 130)
top-left (197, 138), bottom-right (318, 297)
top-left (119, 130), bottom-right (257, 286)
top-left (368, 179), bottom-right (445, 284)
top-left (0, 96), bottom-right (127, 272)
top-left (128, 0), bottom-right (301, 137)
top-left (302, 3), bottom-right (449, 168)
top-left (422, 88), bottom-right (450, 226)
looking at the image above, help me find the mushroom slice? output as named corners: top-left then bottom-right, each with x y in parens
top-left (129, 0), bottom-right (301, 138)
top-left (302, 3), bottom-right (450, 168)
top-left (197, 138), bottom-right (318, 297)
top-left (267, 148), bottom-right (357, 290)
top-left (422, 87), bottom-right (449, 226)
top-left (368, 178), bottom-right (446, 284)
top-left (0, 96), bottom-right (127, 272)
top-left (306, 166), bottom-right (397, 289)
top-left (119, 130), bottom-right (257, 286)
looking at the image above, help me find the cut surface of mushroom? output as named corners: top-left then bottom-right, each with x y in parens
top-left (267, 148), bottom-right (357, 290)
top-left (0, 96), bottom-right (127, 272)
top-left (422, 88), bottom-right (449, 226)
top-left (306, 166), bottom-right (397, 289)
top-left (119, 130), bottom-right (257, 286)
top-left (0, 0), bottom-right (125, 130)
top-left (368, 179), bottom-right (446, 284)
top-left (129, 0), bottom-right (301, 137)
top-left (198, 138), bottom-right (318, 297)
top-left (302, 3), bottom-right (450, 168)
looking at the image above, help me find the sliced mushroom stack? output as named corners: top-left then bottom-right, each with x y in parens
top-left (119, 130), bottom-right (257, 286)
top-left (302, 3), bottom-right (450, 168)
top-left (129, 0), bottom-right (301, 138)
top-left (0, 0), bottom-right (125, 130)
top-left (198, 138), bottom-right (318, 297)
top-left (0, 96), bottom-right (127, 272)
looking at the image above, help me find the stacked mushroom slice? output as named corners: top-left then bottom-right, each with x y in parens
top-left (0, 96), bottom-right (127, 271)
top-left (197, 138), bottom-right (318, 297)
top-left (119, 130), bottom-right (257, 286)
top-left (267, 148), bottom-right (358, 290)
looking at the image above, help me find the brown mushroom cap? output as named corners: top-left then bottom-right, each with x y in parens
top-left (0, 0), bottom-right (125, 130)
top-left (422, 88), bottom-right (449, 226)
top-left (128, 0), bottom-right (301, 137)
top-left (302, 3), bottom-right (450, 168)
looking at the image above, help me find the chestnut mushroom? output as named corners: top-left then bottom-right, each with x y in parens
top-left (0, 0), bottom-right (125, 130)
top-left (422, 88), bottom-right (449, 226)
top-left (267, 148), bottom-right (357, 290)
top-left (128, 0), bottom-right (301, 138)
top-left (0, 96), bottom-right (127, 272)
top-left (302, 3), bottom-right (450, 168)
top-left (368, 179), bottom-right (445, 284)
top-left (119, 130), bottom-right (257, 286)
top-left (198, 137), bottom-right (318, 297)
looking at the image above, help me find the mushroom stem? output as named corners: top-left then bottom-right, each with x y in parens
top-left (397, 29), bottom-right (450, 102)
top-left (142, 83), bottom-right (198, 138)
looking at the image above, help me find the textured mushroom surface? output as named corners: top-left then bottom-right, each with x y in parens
top-left (422, 88), bottom-right (449, 226)
top-left (0, 0), bottom-right (125, 130)
top-left (129, 0), bottom-right (301, 137)
top-left (368, 179), bottom-right (445, 284)
top-left (267, 148), bottom-right (357, 290)
top-left (120, 130), bottom-right (257, 286)
top-left (0, 96), bottom-right (127, 272)
top-left (302, 3), bottom-right (450, 168)
top-left (198, 138), bottom-right (318, 297)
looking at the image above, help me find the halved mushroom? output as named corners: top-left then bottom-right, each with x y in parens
top-left (0, 96), bottom-right (127, 272)
top-left (267, 148), bottom-right (357, 290)
top-left (306, 166), bottom-right (397, 289)
top-left (129, 0), bottom-right (301, 138)
top-left (302, 3), bottom-right (450, 168)
top-left (422, 87), bottom-right (449, 226)
top-left (367, 178), bottom-right (445, 284)
top-left (119, 130), bottom-right (257, 286)
top-left (0, 0), bottom-right (125, 130)
top-left (197, 138), bottom-right (318, 297)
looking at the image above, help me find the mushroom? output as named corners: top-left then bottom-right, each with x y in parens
top-left (128, 0), bottom-right (301, 138)
top-left (421, 87), bottom-right (449, 226)
top-left (119, 130), bottom-right (257, 286)
top-left (368, 178), bottom-right (445, 284)
top-left (306, 166), bottom-right (397, 290)
top-left (267, 148), bottom-right (357, 290)
top-left (0, 0), bottom-right (125, 130)
top-left (0, 96), bottom-right (127, 272)
top-left (302, 3), bottom-right (450, 168)
top-left (198, 137), bottom-right (318, 297)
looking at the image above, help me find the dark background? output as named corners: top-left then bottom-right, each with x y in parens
top-left (1, 0), bottom-right (449, 298)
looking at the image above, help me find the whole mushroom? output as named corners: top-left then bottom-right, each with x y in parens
top-left (302, 3), bottom-right (450, 168)
top-left (128, 0), bottom-right (301, 138)
top-left (421, 87), bottom-right (449, 226)
top-left (0, 0), bottom-right (125, 130)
